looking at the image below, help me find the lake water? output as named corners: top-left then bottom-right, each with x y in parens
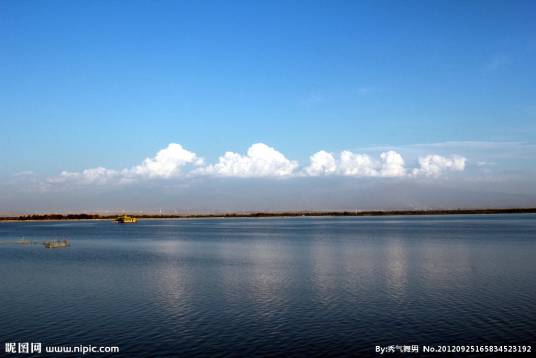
top-left (1, 215), bottom-right (535, 356)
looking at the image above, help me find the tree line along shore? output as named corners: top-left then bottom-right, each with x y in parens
top-left (1, 208), bottom-right (535, 221)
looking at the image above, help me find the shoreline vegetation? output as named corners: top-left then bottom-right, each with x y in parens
top-left (1, 208), bottom-right (535, 222)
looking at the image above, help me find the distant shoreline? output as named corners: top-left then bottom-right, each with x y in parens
top-left (1, 208), bottom-right (535, 222)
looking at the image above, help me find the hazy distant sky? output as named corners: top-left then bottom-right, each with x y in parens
top-left (1, 0), bottom-right (535, 212)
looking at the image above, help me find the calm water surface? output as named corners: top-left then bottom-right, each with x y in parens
top-left (1, 215), bottom-right (535, 356)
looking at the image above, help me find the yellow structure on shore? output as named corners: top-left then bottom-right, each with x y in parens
top-left (43, 240), bottom-right (70, 249)
top-left (114, 215), bottom-right (138, 224)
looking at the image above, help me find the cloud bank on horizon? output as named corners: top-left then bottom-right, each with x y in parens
top-left (6, 141), bottom-right (536, 213)
top-left (49, 143), bottom-right (466, 186)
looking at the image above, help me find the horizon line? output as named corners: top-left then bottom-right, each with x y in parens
top-left (2, 208), bottom-right (536, 221)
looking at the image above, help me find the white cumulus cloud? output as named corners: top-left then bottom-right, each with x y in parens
top-left (339, 151), bottom-right (378, 176)
top-left (201, 143), bottom-right (298, 177)
top-left (412, 154), bottom-right (466, 177)
top-left (51, 143), bottom-right (202, 185)
top-left (305, 150), bottom-right (407, 177)
top-left (305, 150), bottom-right (337, 176)
top-left (129, 143), bottom-right (202, 178)
top-left (380, 150), bottom-right (406, 177)
top-left (48, 143), bottom-right (468, 186)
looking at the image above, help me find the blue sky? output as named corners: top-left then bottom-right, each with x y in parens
top-left (1, 0), bottom-right (535, 212)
